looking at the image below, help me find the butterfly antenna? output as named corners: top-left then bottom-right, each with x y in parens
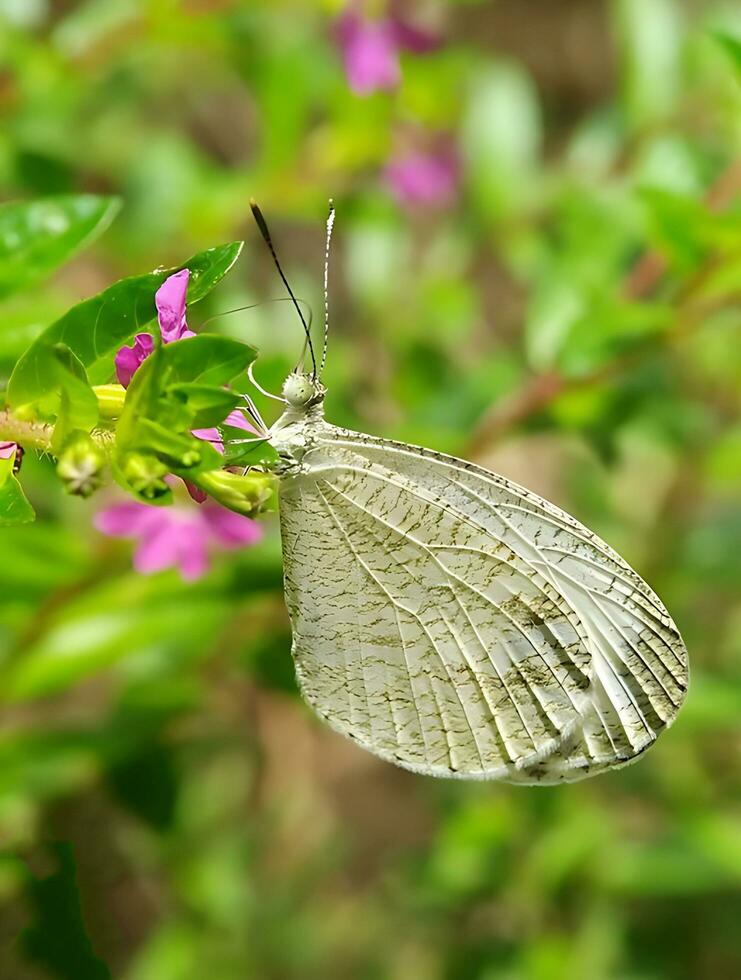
top-left (250, 199), bottom-right (317, 379)
top-left (319, 199), bottom-right (335, 378)
top-left (199, 296), bottom-right (314, 330)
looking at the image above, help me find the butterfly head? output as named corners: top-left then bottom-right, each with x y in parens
top-left (282, 371), bottom-right (326, 410)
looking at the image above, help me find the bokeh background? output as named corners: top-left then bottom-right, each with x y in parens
top-left (1, 1), bottom-right (741, 978)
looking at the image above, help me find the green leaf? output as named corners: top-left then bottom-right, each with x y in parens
top-left (112, 336), bottom-right (255, 496)
top-left (7, 241), bottom-right (244, 410)
top-left (222, 439), bottom-right (279, 468)
top-left (166, 384), bottom-right (242, 428)
top-left (461, 62), bottom-right (542, 219)
top-left (712, 30), bottom-right (741, 77)
top-left (0, 195), bottom-right (120, 301)
top-left (128, 419), bottom-right (222, 474)
top-left (116, 336), bottom-right (255, 448)
top-left (614, 0), bottom-right (682, 128)
top-left (0, 446), bottom-right (16, 488)
top-left (152, 334), bottom-right (258, 388)
top-left (4, 581), bottom-right (229, 699)
top-left (0, 476), bottom-right (35, 525)
top-left (47, 344), bottom-right (100, 452)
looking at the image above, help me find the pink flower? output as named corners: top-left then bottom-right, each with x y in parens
top-left (114, 333), bottom-right (154, 388)
top-left (0, 442), bottom-right (17, 460)
top-left (384, 146), bottom-right (458, 207)
top-left (115, 269), bottom-right (194, 387)
top-left (336, 2), bottom-right (438, 96)
top-left (95, 498), bottom-right (263, 582)
top-left (186, 410), bottom-right (260, 503)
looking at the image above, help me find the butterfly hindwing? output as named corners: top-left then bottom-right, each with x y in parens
top-left (278, 423), bottom-right (688, 784)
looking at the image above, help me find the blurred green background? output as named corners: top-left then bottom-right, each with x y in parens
top-left (1, 1), bottom-right (741, 978)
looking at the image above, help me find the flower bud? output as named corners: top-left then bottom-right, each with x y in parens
top-left (120, 452), bottom-right (170, 501)
top-left (57, 434), bottom-right (106, 498)
top-left (197, 469), bottom-right (276, 517)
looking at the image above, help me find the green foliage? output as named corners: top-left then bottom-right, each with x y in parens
top-left (8, 242), bottom-right (244, 410)
top-left (0, 473), bottom-right (35, 525)
top-left (0, 2), bottom-right (740, 979)
top-left (0, 195), bottom-right (120, 300)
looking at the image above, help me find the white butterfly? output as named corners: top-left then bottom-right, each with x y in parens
top-left (246, 203), bottom-right (688, 784)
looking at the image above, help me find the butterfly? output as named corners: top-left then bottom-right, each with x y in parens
top-left (244, 202), bottom-right (688, 785)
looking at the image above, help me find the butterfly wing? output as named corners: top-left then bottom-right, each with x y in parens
top-left (278, 424), bottom-right (687, 783)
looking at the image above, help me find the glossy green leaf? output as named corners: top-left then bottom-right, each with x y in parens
top-left (47, 344), bottom-right (100, 452)
top-left (222, 439), bottom-right (279, 468)
top-left (0, 476), bottom-right (35, 525)
top-left (166, 384), bottom-right (242, 429)
top-left (7, 242), bottom-right (244, 410)
top-left (116, 336), bottom-right (255, 446)
top-left (152, 334), bottom-right (258, 388)
top-left (0, 195), bottom-right (120, 301)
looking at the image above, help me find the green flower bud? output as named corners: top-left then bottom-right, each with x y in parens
top-left (57, 433), bottom-right (106, 498)
top-left (197, 469), bottom-right (276, 517)
top-left (121, 452), bottom-right (170, 501)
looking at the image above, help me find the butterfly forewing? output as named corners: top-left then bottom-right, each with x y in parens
top-left (277, 422), bottom-right (687, 783)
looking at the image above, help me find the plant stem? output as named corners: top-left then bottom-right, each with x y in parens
top-left (0, 409), bottom-right (60, 453)
top-left (0, 405), bottom-right (276, 516)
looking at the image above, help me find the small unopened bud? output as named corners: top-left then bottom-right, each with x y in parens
top-left (121, 452), bottom-right (170, 501)
top-left (57, 434), bottom-right (106, 498)
top-left (197, 469), bottom-right (276, 517)
top-left (179, 449), bottom-right (201, 469)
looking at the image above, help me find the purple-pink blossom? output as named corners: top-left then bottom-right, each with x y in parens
top-left (186, 410), bottom-right (260, 503)
top-left (95, 497), bottom-right (263, 582)
top-left (0, 442), bottom-right (17, 460)
top-left (336, 2), bottom-right (438, 96)
top-left (115, 268), bottom-right (193, 387)
top-left (384, 147), bottom-right (459, 207)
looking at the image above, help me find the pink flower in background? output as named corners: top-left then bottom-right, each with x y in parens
top-left (95, 498), bottom-right (263, 582)
top-left (115, 268), bottom-right (194, 387)
top-left (384, 146), bottom-right (459, 207)
top-left (0, 442), bottom-right (17, 459)
top-left (336, 2), bottom-right (438, 95)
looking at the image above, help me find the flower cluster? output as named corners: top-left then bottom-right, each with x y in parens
top-left (335, 1), bottom-right (437, 96)
top-left (97, 269), bottom-right (263, 581)
top-left (335, 2), bottom-right (458, 209)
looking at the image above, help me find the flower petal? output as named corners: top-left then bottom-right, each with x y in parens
top-left (336, 8), bottom-right (401, 95)
top-left (183, 479), bottom-right (208, 504)
top-left (94, 501), bottom-right (161, 537)
top-left (223, 409), bottom-right (260, 435)
top-left (384, 148), bottom-right (458, 207)
top-left (132, 520), bottom-right (184, 575)
top-left (0, 441), bottom-right (17, 460)
top-left (192, 427), bottom-right (224, 454)
top-left (115, 333), bottom-right (155, 387)
top-left (156, 268), bottom-right (191, 343)
top-left (201, 504), bottom-right (264, 549)
top-left (176, 531), bottom-right (210, 581)
top-left (390, 17), bottom-right (439, 54)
